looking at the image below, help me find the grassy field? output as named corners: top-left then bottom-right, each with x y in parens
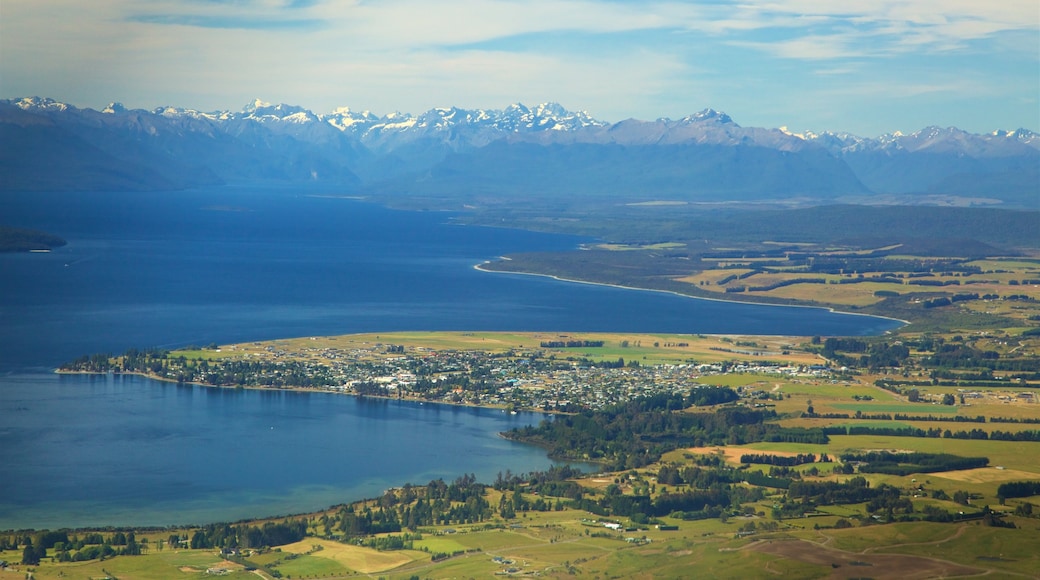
top-left (168, 330), bottom-right (825, 368)
top-left (829, 403), bottom-right (959, 414)
top-left (672, 255), bottom-right (1040, 321)
top-left (21, 321), bottom-right (1040, 579)
top-left (0, 550), bottom-right (253, 580)
top-left (278, 538), bottom-right (422, 574)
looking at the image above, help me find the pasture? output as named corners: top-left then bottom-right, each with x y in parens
top-left (279, 538), bottom-right (423, 574)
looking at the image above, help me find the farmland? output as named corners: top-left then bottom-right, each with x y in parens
top-left (17, 322), bottom-right (1040, 578)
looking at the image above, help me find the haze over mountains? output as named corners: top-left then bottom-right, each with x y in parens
top-left (2, 97), bottom-right (1037, 208)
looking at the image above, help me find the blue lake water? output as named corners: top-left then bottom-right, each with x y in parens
top-left (0, 188), bottom-right (901, 528)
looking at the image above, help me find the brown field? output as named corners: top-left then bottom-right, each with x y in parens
top-left (279, 538), bottom-right (422, 573)
top-left (180, 331), bottom-right (826, 368)
top-left (760, 281), bottom-right (904, 307)
top-left (672, 254), bottom-right (1040, 313)
top-left (745, 537), bottom-right (984, 579)
top-left (927, 466), bottom-right (1040, 484)
top-left (682, 446), bottom-right (805, 464)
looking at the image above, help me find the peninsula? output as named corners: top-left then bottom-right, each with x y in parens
top-left (32, 327), bottom-right (1040, 579)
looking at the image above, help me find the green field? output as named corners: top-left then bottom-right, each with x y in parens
top-left (831, 403), bottom-right (960, 414)
top-left (22, 323), bottom-right (1040, 579)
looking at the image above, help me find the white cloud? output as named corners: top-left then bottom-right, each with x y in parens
top-left (2, 0), bottom-right (1036, 132)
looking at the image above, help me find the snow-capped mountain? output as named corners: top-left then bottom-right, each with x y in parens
top-left (2, 96), bottom-right (1037, 207)
top-left (789, 126), bottom-right (1040, 199)
top-left (803, 125), bottom-right (1040, 157)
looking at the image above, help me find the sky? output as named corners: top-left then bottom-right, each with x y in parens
top-left (2, 0), bottom-right (1038, 136)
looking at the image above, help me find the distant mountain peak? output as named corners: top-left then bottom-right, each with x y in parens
top-left (504, 102), bottom-right (530, 114)
top-left (679, 108), bottom-right (735, 125)
top-left (243, 98), bottom-right (271, 113)
top-left (102, 102), bottom-right (127, 114)
top-left (2, 95), bottom-right (1036, 207)
top-left (12, 96), bottom-right (70, 112)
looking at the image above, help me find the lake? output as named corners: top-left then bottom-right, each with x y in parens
top-left (0, 372), bottom-right (582, 529)
top-left (0, 188), bottom-right (901, 528)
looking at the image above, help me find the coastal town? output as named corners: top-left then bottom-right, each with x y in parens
top-left (61, 335), bottom-right (837, 412)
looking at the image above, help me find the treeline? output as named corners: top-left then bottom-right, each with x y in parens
top-left (657, 464), bottom-right (792, 490)
top-left (740, 453), bottom-right (825, 466)
top-left (771, 477), bottom-right (921, 521)
top-left (839, 451), bottom-right (988, 476)
top-left (506, 397), bottom-right (827, 470)
top-left (327, 471), bottom-right (588, 534)
top-left (819, 335), bottom-right (1040, 374)
top-left (805, 411), bottom-right (987, 423)
top-left (5, 531), bottom-right (143, 565)
top-left (814, 410), bottom-right (1040, 425)
top-left (990, 416), bottom-right (1040, 424)
top-left (568, 488), bottom-right (737, 521)
top-left (331, 475), bottom-right (497, 535)
top-left (539, 340), bottom-right (605, 348)
top-left (804, 256), bottom-right (982, 275)
top-left (688, 385), bottom-right (739, 407)
top-left (745, 278), bottom-right (825, 292)
top-left (822, 424), bottom-right (1040, 441)
top-left (62, 353), bottom-right (115, 372)
top-left (187, 521), bottom-right (307, 550)
top-left (996, 481), bottom-right (1040, 500)
top-left (922, 293), bottom-right (981, 308)
top-left (787, 477), bottom-right (896, 506)
top-left (493, 465), bottom-right (586, 500)
top-left (820, 338), bottom-right (910, 369)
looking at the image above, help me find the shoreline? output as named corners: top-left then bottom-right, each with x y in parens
top-left (473, 258), bottom-right (911, 329)
top-left (54, 368), bottom-right (568, 416)
top-left (36, 369), bottom-right (577, 530)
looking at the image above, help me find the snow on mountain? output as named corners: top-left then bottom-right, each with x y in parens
top-left (325, 107), bottom-right (380, 131)
top-left (7, 96), bottom-right (1035, 156)
top-left (239, 99), bottom-right (318, 124)
top-left (2, 96), bottom-right (1035, 204)
top-left (152, 105), bottom-right (225, 121)
top-left (12, 96), bottom-right (70, 112)
top-left (677, 108), bottom-right (734, 125)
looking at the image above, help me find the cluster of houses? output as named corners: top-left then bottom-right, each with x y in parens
top-left (164, 342), bottom-right (839, 411)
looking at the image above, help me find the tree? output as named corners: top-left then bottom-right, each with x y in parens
top-left (907, 389), bottom-right (921, 402)
top-left (123, 532), bottom-right (141, 556)
top-left (941, 393), bottom-right (956, 405)
top-left (21, 540), bottom-right (42, 565)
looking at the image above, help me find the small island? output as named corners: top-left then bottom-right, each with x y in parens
top-left (0, 225), bottom-right (66, 252)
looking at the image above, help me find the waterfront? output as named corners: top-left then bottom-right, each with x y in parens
top-left (0, 188), bottom-right (899, 528)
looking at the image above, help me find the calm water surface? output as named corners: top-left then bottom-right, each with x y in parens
top-left (0, 372), bottom-right (572, 529)
top-left (0, 188), bottom-right (901, 528)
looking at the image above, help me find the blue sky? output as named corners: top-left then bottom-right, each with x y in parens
top-left (3, 0), bottom-right (1037, 135)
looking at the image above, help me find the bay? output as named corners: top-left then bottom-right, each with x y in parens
top-left (0, 372), bottom-right (576, 529)
top-left (0, 187), bottom-right (901, 528)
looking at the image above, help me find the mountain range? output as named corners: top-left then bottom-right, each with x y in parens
top-left (2, 97), bottom-right (1037, 208)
